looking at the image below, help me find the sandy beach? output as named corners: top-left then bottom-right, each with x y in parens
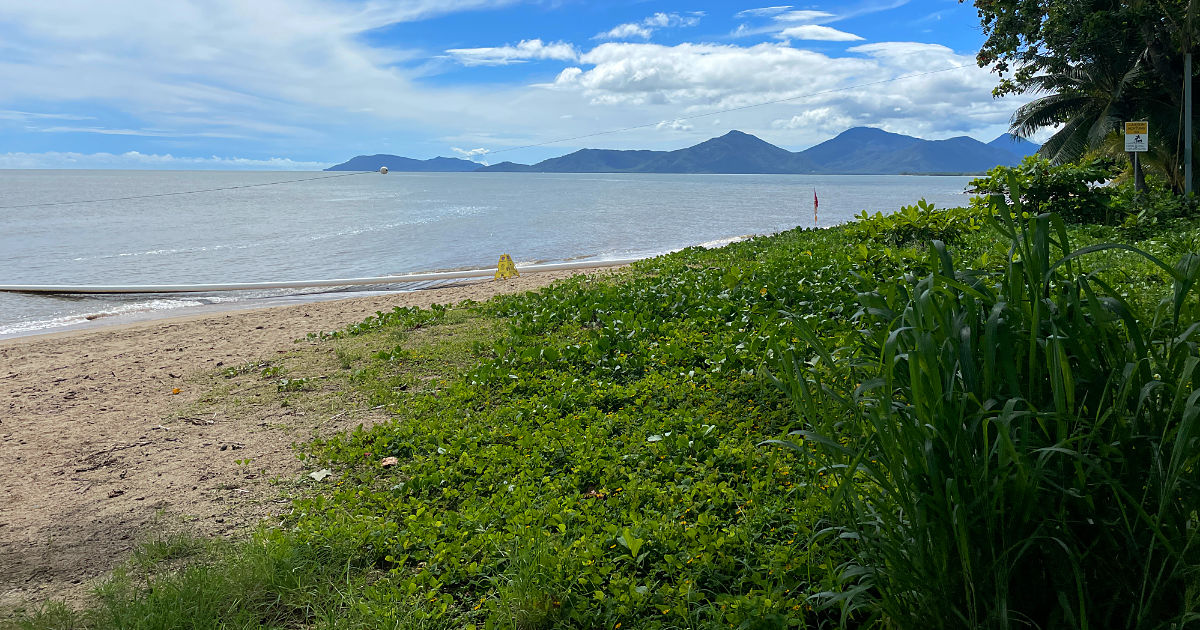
top-left (0, 268), bottom-right (597, 611)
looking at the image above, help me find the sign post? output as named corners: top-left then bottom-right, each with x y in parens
top-left (1125, 121), bottom-right (1148, 191)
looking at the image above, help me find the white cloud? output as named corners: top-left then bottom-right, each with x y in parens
top-left (446, 39), bottom-right (579, 66)
top-left (656, 118), bottom-right (694, 131)
top-left (0, 0), bottom-right (540, 155)
top-left (777, 25), bottom-right (864, 41)
top-left (771, 107), bottom-right (855, 131)
top-left (644, 12), bottom-right (702, 28)
top-left (555, 67), bottom-right (584, 83)
top-left (0, 150), bottom-right (327, 170)
top-left (774, 10), bottom-right (836, 22)
top-left (0, 109), bottom-right (93, 121)
top-left (546, 40), bottom-right (1024, 145)
top-left (596, 23), bottom-right (653, 40)
top-left (730, 8), bottom-right (836, 38)
top-left (452, 146), bottom-right (490, 163)
top-left (735, 6), bottom-right (794, 18)
top-left (848, 42), bottom-right (963, 70)
top-left (594, 12), bottom-right (702, 40)
top-left (35, 126), bottom-right (244, 138)
top-left (560, 42), bottom-right (862, 106)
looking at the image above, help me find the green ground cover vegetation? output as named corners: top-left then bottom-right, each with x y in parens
top-left (11, 162), bottom-right (1200, 629)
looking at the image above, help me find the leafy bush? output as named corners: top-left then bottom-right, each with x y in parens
top-left (845, 199), bottom-right (985, 247)
top-left (308, 303), bottom-right (450, 340)
top-left (970, 155), bottom-right (1119, 223)
top-left (771, 181), bottom-right (1200, 628)
top-left (1114, 177), bottom-right (1200, 239)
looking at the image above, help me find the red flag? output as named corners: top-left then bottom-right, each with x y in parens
top-left (813, 188), bottom-right (819, 225)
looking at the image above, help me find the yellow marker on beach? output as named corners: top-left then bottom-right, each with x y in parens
top-left (495, 254), bottom-right (520, 280)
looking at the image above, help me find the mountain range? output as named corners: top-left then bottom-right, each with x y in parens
top-left (325, 127), bottom-right (1040, 175)
top-left (325, 154), bottom-right (480, 172)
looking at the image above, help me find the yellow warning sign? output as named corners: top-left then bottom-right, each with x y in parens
top-left (495, 254), bottom-right (520, 280)
top-left (1125, 121), bottom-right (1149, 152)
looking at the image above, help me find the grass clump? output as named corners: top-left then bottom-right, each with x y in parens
top-left (9, 532), bottom-right (422, 630)
top-left (772, 180), bottom-right (1200, 627)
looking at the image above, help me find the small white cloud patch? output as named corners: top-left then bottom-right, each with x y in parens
top-left (656, 118), bottom-right (694, 131)
top-left (446, 39), bottom-right (579, 66)
top-left (773, 10), bottom-right (836, 22)
top-left (594, 11), bottom-right (702, 40)
top-left (644, 12), bottom-right (702, 28)
top-left (0, 110), bottom-right (95, 122)
top-left (735, 6), bottom-right (795, 18)
top-left (596, 23), bottom-right (653, 40)
top-left (452, 147), bottom-right (490, 163)
top-left (777, 25), bottom-right (864, 41)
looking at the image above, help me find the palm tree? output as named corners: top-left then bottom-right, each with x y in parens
top-left (1008, 59), bottom-right (1143, 166)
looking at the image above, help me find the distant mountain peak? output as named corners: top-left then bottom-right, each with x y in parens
top-left (836, 126), bottom-right (895, 137)
top-left (325, 154), bottom-right (480, 172)
top-left (710, 130), bottom-right (773, 143)
top-left (987, 133), bottom-right (1041, 158)
top-left (990, 132), bottom-right (1028, 144)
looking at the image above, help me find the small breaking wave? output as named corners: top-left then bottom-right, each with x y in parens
top-left (696, 234), bottom-right (754, 249)
top-left (0, 297), bottom-right (206, 337)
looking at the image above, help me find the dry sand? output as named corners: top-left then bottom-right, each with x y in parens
top-left (0, 269), bottom-right (592, 611)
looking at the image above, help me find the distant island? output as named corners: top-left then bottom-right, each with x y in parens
top-left (326, 127), bottom-right (1040, 175)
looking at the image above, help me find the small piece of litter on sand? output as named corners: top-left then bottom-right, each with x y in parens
top-left (308, 469), bottom-right (332, 481)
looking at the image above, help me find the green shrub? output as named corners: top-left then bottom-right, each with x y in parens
top-left (845, 199), bottom-right (985, 247)
top-left (770, 180), bottom-right (1200, 628)
top-left (970, 156), bottom-right (1119, 223)
top-left (308, 303), bottom-right (450, 340)
top-left (1114, 177), bottom-right (1200, 239)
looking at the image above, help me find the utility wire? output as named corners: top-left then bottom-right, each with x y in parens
top-left (484, 63), bottom-right (975, 156)
top-left (0, 170), bottom-right (371, 210)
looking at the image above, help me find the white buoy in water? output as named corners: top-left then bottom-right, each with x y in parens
top-left (379, 166), bottom-right (389, 174)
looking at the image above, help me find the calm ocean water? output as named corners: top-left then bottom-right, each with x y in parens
top-left (0, 170), bottom-right (976, 338)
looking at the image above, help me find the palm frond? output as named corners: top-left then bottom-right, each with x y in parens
top-left (1039, 116), bottom-right (1094, 165)
top-left (1011, 94), bottom-right (1091, 137)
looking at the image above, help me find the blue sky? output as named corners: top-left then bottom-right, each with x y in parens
top-left (0, 1), bottom-right (1030, 169)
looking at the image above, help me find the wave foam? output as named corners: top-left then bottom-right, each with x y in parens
top-left (0, 297), bottom-right (205, 337)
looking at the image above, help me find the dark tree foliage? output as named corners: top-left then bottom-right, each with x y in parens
top-left (969, 0), bottom-right (1199, 190)
top-left (972, 0), bottom-right (1185, 96)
